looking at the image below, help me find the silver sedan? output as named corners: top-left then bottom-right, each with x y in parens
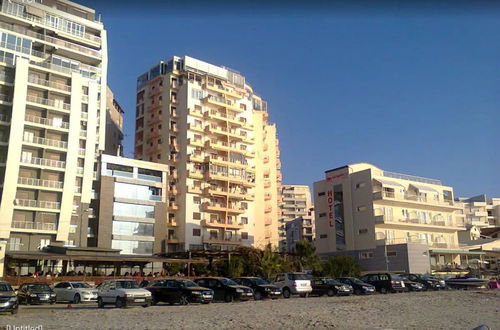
top-left (53, 281), bottom-right (98, 303)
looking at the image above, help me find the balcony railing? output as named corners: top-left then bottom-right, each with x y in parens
top-left (25, 114), bottom-right (70, 129)
top-left (18, 177), bottom-right (63, 189)
top-left (11, 221), bottom-right (56, 231)
top-left (0, 113), bottom-right (9, 122)
top-left (383, 237), bottom-right (459, 249)
top-left (30, 59), bottom-right (99, 80)
top-left (374, 190), bottom-right (456, 207)
top-left (15, 199), bottom-right (61, 210)
top-left (0, 71), bottom-right (13, 83)
top-left (28, 74), bottom-right (71, 92)
top-left (0, 93), bottom-right (12, 103)
top-left (23, 135), bottom-right (68, 149)
top-left (26, 94), bottom-right (71, 111)
top-left (21, 156), bottom-right (65, 169)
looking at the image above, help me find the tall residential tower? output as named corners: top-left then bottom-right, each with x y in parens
top-left (135, 56), bottom-right (282, 253)
top-left (0, 0), bottom-right (107, 277)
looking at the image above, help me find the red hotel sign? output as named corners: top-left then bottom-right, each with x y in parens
top-left (325, 172), bottom-right (346, 227)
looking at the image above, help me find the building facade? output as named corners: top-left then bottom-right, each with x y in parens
top-left (104, 86), bottom-right (123, 156)
top-left (285, 214), bottom-right (315, 253)
top-left (313, 163), bottom-right (483, 274)
top-left (134, 56), bottom-right (282, 252)
top-left (0, 0), bottom-right (107, 277)
top-left (457, 194), bottom-right (500, 229)
top-left (279, 185), bottom-right (314, 252)
top-left (93, 154), bottom-right (168, 255)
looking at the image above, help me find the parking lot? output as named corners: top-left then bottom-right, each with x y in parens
top-left (1, 290), bottom-right (499, 330)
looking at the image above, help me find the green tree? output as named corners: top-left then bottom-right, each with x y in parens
top-left (258, 244), bottom-right (285, 280)
top-left (322, 256), bottom-right (361, 278)
top-left (235, 246), bottom-right (262, 276)
top-left (294, 240), bottom-right (323, 274)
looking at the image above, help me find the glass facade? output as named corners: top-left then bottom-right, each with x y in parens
top-left (114, 182), bottom-right (157, 201)
top-left (112, 221), bottom-right (154, 237)
top-left (113, 202), bottom-right (155, 219)
top-left (111, 240), bottom-right (153, 255)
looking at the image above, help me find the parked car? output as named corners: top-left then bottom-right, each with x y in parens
top-left (194, 277), bottom-right (253, 302)
top-left (360, 273), bottom-right (405, 293)
top-left (272, 272), bottom-right (312, 298)
top-left (311, 278), bottom-right (353, 296)
top-left (53, 281), bottom-right (98, 303)
top-left (0, 281), bottom-right (19, 314)
top-left (422, 274), bottom-right (447, 290)
top-left (232, 277), bottom-right (281, 300)
top-left (402, 273), bottom-right (444, 291)
top-left (97, 279), bottom-right (152, 308)
top-left (336, 277), bottom-right (376, 295)
top-left (17, 282), bottom-right (56, 305)
top-left (399, 276), bottom-right (425, 292)
top-left (146, 279), bottom-right (213, 305)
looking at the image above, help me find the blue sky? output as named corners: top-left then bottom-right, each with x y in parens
top-left (82, 1), bottom-right (500, 198)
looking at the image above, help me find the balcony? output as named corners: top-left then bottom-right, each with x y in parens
top-left (187, 123), bottom-right (204, 133)
top-left (11, 221), bottom-right (56, 232)
top-left (18, 177), bottom-right (63, 190)
top-left (188, 138), bottom-right (204, 147)
top-left (0, 113), bottom-right (9, 124)
top-left (189, 108), bottom-right (203, 118)
top-left (265, 231), bottom-right (272, 239)
top-left (167, 236), bottom-right (180, 244)
top-left (26, 95), bottom-right (71, 111)
top-left (203, 95), bottom-right (243, 112)
top-left (206, 155), bottom-right (248, 169)
top-left (187, 186), bottom-right (203, 194)
top-left (28, 75), bottom-right (71, 93)
top-left (374, 213), bottom-right (465, 230)
top-left (168, 219), bottom-right (178, 227)
top-left (187, 169), bottom-right (204, 179)
top-left (14, 199), bottom-right (61, 210)
top-left (265, 205), bottom-right (273, 213)
top-left (169, 187), bottom-right (178, 195)
top-left (264, 193), bottom-right (272, 200)
top-left (168, 202), bottom-right (179, 211)
top-left (0, 93), bottom-right (12, 104)
top-left (168, 171), bottom-right (178, 179)
top-left (189, 153), bottom-right (204, 163)
top-left (23, 135), bottom-right (68, 149)
top-left (204, 82), bottom-right (241, 99)
top-left (21, 156), bottom-right (66, 170)
top-left (265, 218), bottom-right (273, 226)
top-left (25, 114), bottom-right (69, 130)
top-left (201, 219), bottom-right (243, 229)
top-left (373, 190), bottom-right (461, 210)
top-left (202, 236), bottom-right (242, 245)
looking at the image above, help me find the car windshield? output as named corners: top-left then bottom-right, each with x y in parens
top-left (115, 281), bottom-right (139, 289)
top-left (180, 280), bottom-right (198, 287)
top-left (71, 282), bottom-right (92, 289)
top-left (26, 283), bottom-right (50, 291)
top-left (289, 273), bottom-right (310, 280)
top-left (252, 278), bottom-right (269, 285)
top-left (0, 283), bottom-right (13, 292)
top-left (351, 278), bottom-right (365, 284)
top-left (221, 278), bottom-right (238, 286)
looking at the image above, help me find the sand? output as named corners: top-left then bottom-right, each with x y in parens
top-left (1, 290), bottom-right (498, 330)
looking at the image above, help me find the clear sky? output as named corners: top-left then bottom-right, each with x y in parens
top-left (81, 0), bottom-right (500, 198)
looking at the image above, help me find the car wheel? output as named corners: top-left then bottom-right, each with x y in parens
top-left (179, 295), bottom-right (189, 306)
top-left (380, 287), bottom-right (387, 294)
top-left (73, 294), bottom-right (81, 304)
top-left (326, 289), bottom-right (335, 297)
top-left (224, 293), bottom-right (233, 303)
top-left (282, 288), bottom-right (291, 299)
top-left (116, 297), bottom-right (126, 308)
top-left (97, 297), bottom-right (104, 308)
top-left (254, 291), bottom-right (262, 300)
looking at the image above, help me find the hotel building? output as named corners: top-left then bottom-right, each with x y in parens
top-left (135, 56), bottom-right (282, 252)
top-left (279, 185), bottom-right (314, 252)
top-left (313, 163), bottom-right (484, 274)
top-left (0, 0), bottom-right (107, 277)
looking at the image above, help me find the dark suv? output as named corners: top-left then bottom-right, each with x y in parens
top-left (232, 277), bottom-right (281, 300)
top-left (18, 282), bottom-right (56, 305)
top-left (337, 277), bottom-right (376, 295)
top-left (146, 279), bottom-right (213, 305)
top-left (194, 277), bottom-right (253, 302)
top-left (402, 273), bottom-right (444, 291)
top-left (311, 278), bottom-right (353, 296)
top-left (0, 282), bottom-right (19, 314)
top-left (360, 273), bottom-right (405, 293)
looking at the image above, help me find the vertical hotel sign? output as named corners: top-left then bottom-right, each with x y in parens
top-left (326, 173), bottom-right (347, 228)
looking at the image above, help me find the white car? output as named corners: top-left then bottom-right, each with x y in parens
top-left (53, 281), bottom-right (98, 303)
top-left (97, 279), bottom-right (152, 308)
top-left (272, 272), bottom-right (312, 298)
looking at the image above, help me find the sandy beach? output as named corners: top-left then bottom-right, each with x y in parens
top-left (1, 290), bottom-right (498, 330)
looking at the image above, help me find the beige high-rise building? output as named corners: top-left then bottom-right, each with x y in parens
top-left (0, 0), bottom-right (107, 277)
top-left (135, 56), bottom-right (282, 252)
top-left (104, 86), bottom-right (123, 156)
top-left (279, 185), bottom-right (314, 252)
top-left (313, 163), bottom-right (485, 274)
top-left (457, 195), bottom-right (500, 229)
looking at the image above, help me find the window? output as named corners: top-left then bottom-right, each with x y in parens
top-left (193, 212), bottom-right (201, 220)
top-left (319, 234), bottom-right (327, 239)
top-left (39, 239), bottom-right (50, 250)
top-left (319, 213), bottom-right (326, 217)
top-left (318, 192), bottom-right (325, 196)
top-left (241, 232), bottom-right (248, 240)
top-left (111, 240), bottom-right (153, 255)
top-left (193, 197), bottom-right (201, 204)
top-left (8, 237), bottom-right (21, 251)
top-left (357, 206), bottom-right (366, 212)
top-left (386, 251), bottom-right (397, 257)
top-left (355, 182), bottom-right (366, 189)
top-left (112, 221), bottom-right (154, 237)
top-left (192, 228), bottom-right (201, 236)
top-left (358, 229), bottom-right (368, 234)
top-left (241, 217), bottom-right (248, 225)
top-left (359, 252), bottom-right (374, 259)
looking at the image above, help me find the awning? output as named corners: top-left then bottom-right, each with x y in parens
top-left (430, 249), bottom-right (486, 255)
top-left (373, 177), bottom-right (404, 189)
top-left (410, 183), bottom-right (438, 194)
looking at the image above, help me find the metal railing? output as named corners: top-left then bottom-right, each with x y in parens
top-left (375, 191), bottom-right (455, 207)
top-left (15, 199), bottom-right (61, 209)
top-left (0, 113), bottom-right (9, 122)
top-left (28, 74), bottom-right (71, 92)
top-left (0, 93), bottom-right (12, 102)
top-left (0, 71), bottom-right (13, 83)
top-left (21, 156), bottom-right (66, 169)
top-left (26, 94), bottom-right (70, 110)
top-left (383, 170), bottom-right (442, 185)
top-left (25, 114), bottom-right (69, 129)
top-left (23, 135), bottom-right (68, 149)
top-left (11, 221), bottom-right (56, 231)
top-left (18, 176), bottom-right (63, 189)
top-left (30, 60), bottom-right (99, 80)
